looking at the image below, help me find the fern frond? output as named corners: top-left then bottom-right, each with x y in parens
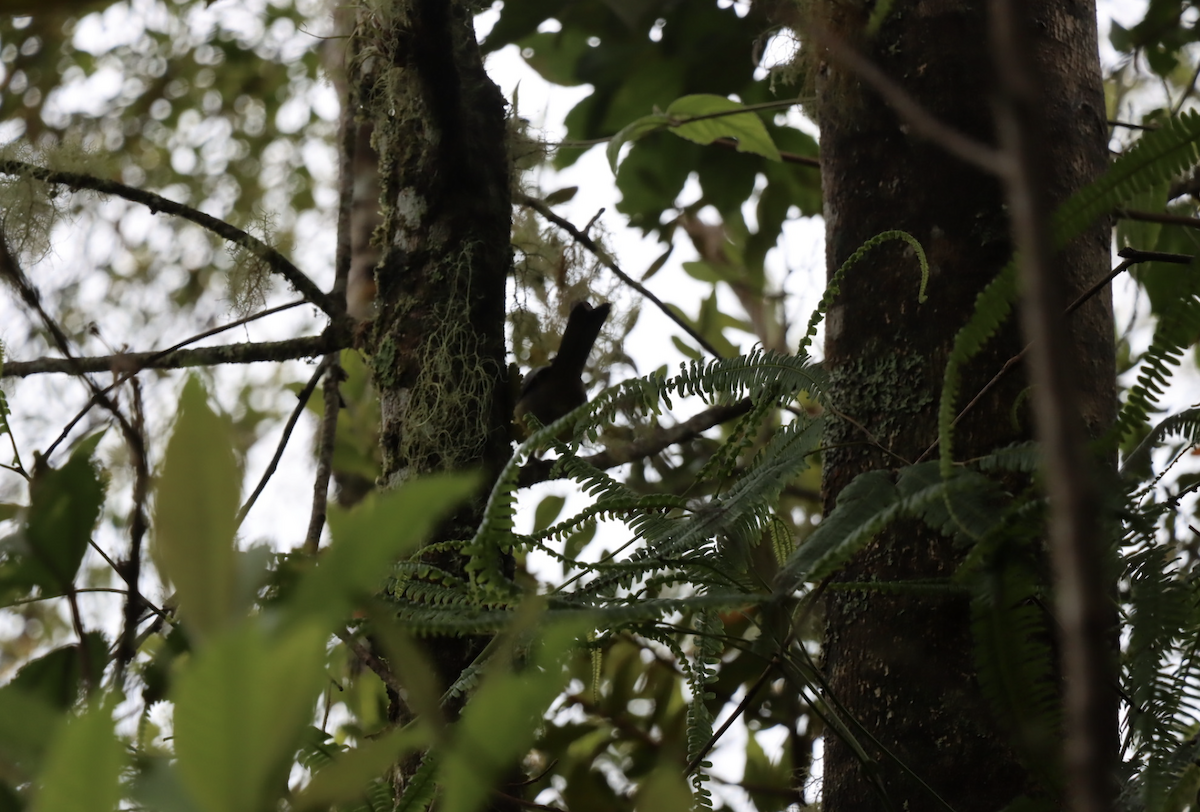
top-left (938, 264), bottom-right (1019, 478)
top-left (1055, 110), bottom-right (1200, 244)
top-left (798, 230), bottom-right (928, 356)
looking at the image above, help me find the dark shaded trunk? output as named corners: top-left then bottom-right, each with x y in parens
top-left (353, 1), bottom-right (515, 803)
top-left (813, 2), bottom-right (1113, 810)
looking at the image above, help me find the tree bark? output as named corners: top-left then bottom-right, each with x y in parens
top-left (354, 0), bottom-right (515, 788)
top-left (813, 2), bottom-right (1114, 810)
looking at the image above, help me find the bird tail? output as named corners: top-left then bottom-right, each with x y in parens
top-left (553, 301), bottom-right (611, 378)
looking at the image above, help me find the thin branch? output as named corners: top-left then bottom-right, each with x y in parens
top-left (43, 298), bottom-right (308, 461)
top-left (236, 356), bottom-right (332, 529)
top-left (990, 2), bottom-right (1116, 809)
top-left (304, 356), bottom-right (344, 553)
top-left (335, 628), bottom-right (405, 697)
top-left (0, 159), bottom-right (343, 318)
top-left (809, 24), bottom-right (1011, 176)
top-left (519, 400), bottom-right (751, 486)
top-left (1, 231), bottom-right (151, 683)
top-left (685, 657), bottom-right (778, 776)
top-left (712, 137), bottom-right (821, 168)
top-left (1117, 208), bottom-right (1200, 230)
top-left (116, 376), bottom-right (151, 677)
top-left (913, 247), bottom-right (1192, 465)
top-left (2, 332), bottom-right (346, 378)
top-left (516, 193), bottom-right (724, 358)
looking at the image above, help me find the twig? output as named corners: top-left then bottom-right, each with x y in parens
top-left (0, 159), bottom-right (342, 318)
top-left (305, 356), bottom-right (344, 553)
top-left (913, 247), bottom-right (1192, 465)
top-left (236, 356), bottom-right (332, 529)
top-left (685, 657), bottom-right (778, 776)
top-left (335, 628), bottom-right (405, 697)
top-left (0, 231), bottom-right (150, 683)
top-left (712, 137), bottom-right (820, 167)
top-left (990, 2), bottom-right (1115, 809)
top-left (516, 193), bottom-right (724, 358)
top-left (1117, 208), bottom-right (1200, 230)
top-left (64, 586), bottom-right (92, 693)
top-left (116, 376), bottom-right (151, 677)
top-left (519, 400), bottom-right (751, 486)
top-left (809, 24), bottom-right (1010, 177)
top-left (1, 332), bottom-right (345, 379)
top-left (42, 299), bottom-right (308, 461)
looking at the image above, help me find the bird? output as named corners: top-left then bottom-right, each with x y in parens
top-left (514, 301), bottom-right (611, 436)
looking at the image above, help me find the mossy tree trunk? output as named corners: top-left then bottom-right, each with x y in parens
top-left (353, 0), bottom-right (514, 726)
top-left (813, 3), bottom-right (1114, 810)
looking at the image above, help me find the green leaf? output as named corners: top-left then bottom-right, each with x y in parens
top-left (0, 504), bottom-right (20, 522)
top-left (439, 617), bottom-right (586, 812)
top-left (22, 434), bottom-right (106, 592)
top-left (153, 377), bottom-right (241, 640)
top-left (172, 622), bottom-right (328, 812)
top-left (607, 113), bottom-right (670, 173)
top-left (295, 724), bottom-right (428, 811)
top-left (0, 686), bottom-right (59, 781)
top-left (635, 766), bottom-right (693, 812)
top-left (35, 695), bottom-right (124, 812)
top-left (532, 494), bottom-right (566, 534)
top-left (11, 634), bottom-right (107, 710)
top-left (665, 94), bottom-right (781, 161)
top-left (292, 473), bottom-right (477, 626)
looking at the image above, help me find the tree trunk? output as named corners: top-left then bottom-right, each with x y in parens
top-left (354, 0), bottom-right (514, 743)
top-left (814, 2), bottom-right (1114, 810)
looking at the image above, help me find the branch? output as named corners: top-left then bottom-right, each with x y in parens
top-left (0, 159), bottom-right (343, 319)
top-left (43, 298), bottom-right (308, 461)
top-left (518, 400), bottom-right (752, 487)
top-left (990, 2), bottom-right (1116, 810)
top-left (516, 193), bottom-right (724, 358)
top-left (914, 247), bottom-right (1192, 465)
top-left (1117, 207), bottom-right (1200, 230)
top-left (1, 332), bottom-right (347, 378)
top-left (305, 356), bottom-right (343, 553)
top-left (236, 356), bottom-right (331, 529)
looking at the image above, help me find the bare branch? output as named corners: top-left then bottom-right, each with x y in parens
top-left (1, 332), bottom-right (346, 378)
top-left (990, 2), bottom-right (1116, 809)
top-left (518, 400), bottom-right (751, 487)
top-left (305, 356), bottom-right (344, 553)
top-left (236, 357), bottom-right (332, 530)
top-left (516, 192), bottom-right (724, 359)
top-left (43, 299), bottom-right (308, 461)
top-left (0, 159), bottom-right (343, 319)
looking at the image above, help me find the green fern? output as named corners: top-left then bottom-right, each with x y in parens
top-left (1055, 110), bottom-right (1200, 244)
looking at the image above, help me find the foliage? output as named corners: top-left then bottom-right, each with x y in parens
top-left (4, 1), bottom-right (1200, 812)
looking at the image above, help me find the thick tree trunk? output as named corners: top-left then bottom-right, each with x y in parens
top-left (354, 0), bottom-right (514, 766)
top-left (814, 3), bottom-right (1113, 810)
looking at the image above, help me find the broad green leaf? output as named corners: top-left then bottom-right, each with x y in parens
top-left (153, 377), bottom-right (241, 639)
top-left (34, 695), bottom-right (124, 812)
top-left (11, 633), bottom-right (107, 710)
top-left (635, 766), bottom-right (693, 812)
top-left (22, 434), bottom-right (105, 592)
top-left (532, 494), bottom-right (566, 534)
top-left (0, 686), bottom-right (59, 780)
top-left (607, 113), bottom-right (670, 173)
top-left (172, 622), bottom-right (327, 812)
top-left (439, 618), bottom-right (586, 812)
top-left (291, 473), bottom-right (477, 626)
top-left (294, 724), bottom-right (428, 811)
top-left (666, 94), bottom-right (781, 162)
